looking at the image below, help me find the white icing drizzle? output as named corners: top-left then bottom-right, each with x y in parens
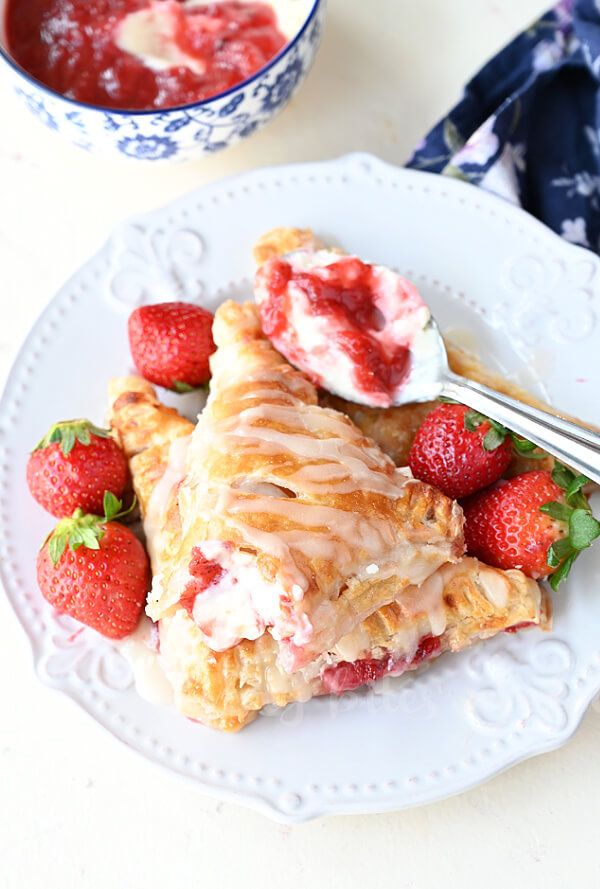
top-left (118, 618), bottom-right (174, 707)
top-left (395, 557), bottom-right (513, 639)
top-left (476, 562), bottom-right (510, 609)
top-left (332, 623), bottom-right (372, 663)
top-left (405, 569), bottom-right (447, 636)
top-left (144, 434), bottom-right (191, 563)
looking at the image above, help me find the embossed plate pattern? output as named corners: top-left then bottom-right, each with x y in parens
top-left (1, 153), bottom-right (599, 822)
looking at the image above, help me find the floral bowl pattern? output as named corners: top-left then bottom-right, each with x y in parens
top-left (0, 0), bottom-right (325, 162)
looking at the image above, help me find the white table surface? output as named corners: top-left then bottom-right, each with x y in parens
top-left (3, 1), bottom-right (600, 886)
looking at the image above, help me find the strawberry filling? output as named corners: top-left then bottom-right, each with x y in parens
top-left (321, 634), bottom-right (442, 695)
top-left (504, 620), bottom-right (536, 634)
top-left (6, 0), bottom-right (287, 110)
top-left (258, 256), bottom-right (418, 402)
top-left (179, 547), bottom-right (225, 617)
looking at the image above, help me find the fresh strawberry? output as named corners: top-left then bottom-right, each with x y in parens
top-left (36, 493), bottom-right (150, 639)
top-left (408, 403), bottom-right (514, 498)
top-left (128, 301), bottom-right (216, 391)
top-left (26, 419), bottom-right (128, 518)
top-left (463, 465), bottom-right (600, 589)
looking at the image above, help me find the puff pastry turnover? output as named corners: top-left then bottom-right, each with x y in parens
top-left (109, 300), bottom-right (464, 674)
top-left (108, 369), bottom-right (548, 731)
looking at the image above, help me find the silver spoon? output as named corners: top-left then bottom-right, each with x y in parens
top-left (395, 316), bottom-right (600, 486)
top-left (272, 250), bottom-right (600, 484)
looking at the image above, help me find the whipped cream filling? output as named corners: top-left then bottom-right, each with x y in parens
top-left (182, 540), bottom-right (284, 650)
top-left (144, 434), bottom-right (191, 565)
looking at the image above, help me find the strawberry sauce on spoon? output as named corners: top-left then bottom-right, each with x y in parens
top-left (255, 249), bottom-right (600, 485)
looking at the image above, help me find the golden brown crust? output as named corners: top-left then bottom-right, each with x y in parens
top-left (107, 375), bottom-right (194, 458)
top-left (107, 376), bottom-right (193, 566)
top-left (252, 227), bottom-right (323, 266)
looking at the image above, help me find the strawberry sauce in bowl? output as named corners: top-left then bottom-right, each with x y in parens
top-left (0, 0), bottom-right (324, 159)
top-left (5, 0), bottom-right (288, 110)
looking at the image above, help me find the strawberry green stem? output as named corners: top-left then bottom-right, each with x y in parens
top-left (43, 493), bottom-right (137, 566)
top-left (34, 419), bottom-right (110, 456)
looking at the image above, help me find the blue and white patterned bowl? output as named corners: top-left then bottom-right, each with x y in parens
top-left (0, 0), bottom-right (325, 161)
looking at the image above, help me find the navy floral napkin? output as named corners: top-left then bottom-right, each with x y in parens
top-left (406, 0), bottom-right (600, 253)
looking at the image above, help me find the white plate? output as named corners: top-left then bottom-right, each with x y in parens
top-left (2, 152), bottom-right (600, 822)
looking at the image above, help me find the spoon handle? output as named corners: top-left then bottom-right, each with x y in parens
top-left (440, 370), bottom-right (600, 486)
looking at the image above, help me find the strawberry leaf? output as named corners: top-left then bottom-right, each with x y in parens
top-left (549, 552), bottom-right (577, 591)
top-left (511, 436), bottom-right (537, 453)
top-left (68, 526), bottom-right (85, 549)
top-left (44, 507), bottom-right (107, 565)
top-left (48, 531), bottom-right (68, 566)
top-left (101, 491), bottom-right (136, 523)
top-left (34, 419), bottom-right (110, 455)
top-left (539, 501), bottom-right (572, 523)
top-left (463, 410), bottom-right (508, 451)
top-left (173, 380), bottom-right (209, 394)
top-left (79, 527), bottom-right (102, 549)
top-left (547, 537), bottom-right (574, 565)
top-left (565, 475), bottom-right (591, 512)
top-left (173, 380), bottom-right (196, 393)
top-left (551, 463), bottom-right (576, 491)
top-left (569, 509), bottom-right (600, 551)
top-left (61, 426), bottom-right (76, 455)
top-left (103, 491), bottom-right (122, 522)
top-left (76, 426), bottom-right (91, 447)
top-left (510, 435), bottom-right (546, 459)
top-left (482, 426), bottom-right (506, 451)
top-left (550, 463), bottom-right (592, 510)
top-left (464, 410), bottom-right (486, 432)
